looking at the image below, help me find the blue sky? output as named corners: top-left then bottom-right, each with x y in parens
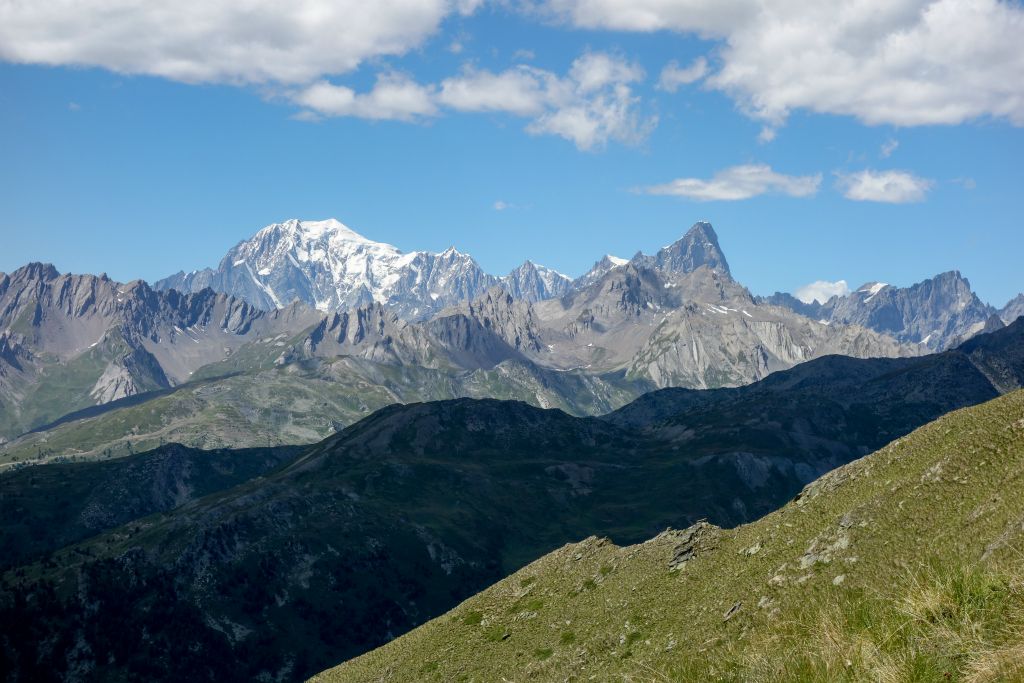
top-left (1, 1), bottom-right (1022, 306)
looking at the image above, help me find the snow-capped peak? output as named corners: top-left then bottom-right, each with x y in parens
top-left (158, 218), bottom-right (497, 318)
top-left (858, 282), bottom-right (888, 294)
top-left (605, 255), bottom-right (628, 266)
top-left (264, 218), bottom-right (402, 254)
top-left (857, 281), bottom-right (889, 303)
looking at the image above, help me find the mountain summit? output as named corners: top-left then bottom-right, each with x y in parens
top-left (1003, 293), bottom-right (1024, 324)
top-left (639, 220), bottom-right (731, 276)
top-left (156, 219), bottom-right (500, 319)
top-left (575, 221), bottom-right (732, 290)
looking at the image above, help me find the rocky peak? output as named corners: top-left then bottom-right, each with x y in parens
top-left (1000, 293), bottom-right (1024, 325)
top-left (634, 221), bottom-right (731, 276)
top-left (502, 260), bottom-right (572, 302)
top-left (826, 270), bottom-right (994, 350)
top-left (597, 264), bottom-right (663, 317)
top-left (572, 254), bottom-right (629, 291)
top-left (12, 262), bottom-right (61, 284)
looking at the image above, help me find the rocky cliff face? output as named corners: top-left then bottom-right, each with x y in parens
top-left (830, 273), bottom-right (995, 350)
top-left (1002, 293), bottom-right (1024, 324)
top-left (0, 263), bottom-right (321, 439)
top-left (518, 261), bottom-right (915, 388)
top-left (500, 260), bottom-right (572, 302)
top-left (632, 220), bottom-right (731, 275)
top-left (766, 271), bottom-right (997, 350)
top-left (572, 254), bottom-right (630, 291)
top-left (625, 299), bottom-right (908, 389)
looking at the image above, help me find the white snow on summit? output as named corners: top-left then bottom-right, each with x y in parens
top-left (158, 218), bottom-right (566, 318)
top-left (859, 282), bottom-right (889, 303)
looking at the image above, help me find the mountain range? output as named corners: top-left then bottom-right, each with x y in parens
top-left (1, 221), bottom-right (926, 460)
top-left (2, 319), bottom-right (1021, 681)
top-left (155, 218), bottom-right (575, 319)
top-left (763, 270), bottom-right (1009, 350)
top-left (154, 218), bottom-right (1021, 353)
top-left (152, 219), bottom-right (737, 320)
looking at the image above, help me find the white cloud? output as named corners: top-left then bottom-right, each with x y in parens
top-left (0, 1), bottom-right (477, 84)
top-left (757, 126), bottom-right (777, 144)
top-left (293, 73), bottom-right (437, 121)
top-left (494, 200), bottom-right (511, 210)
top-left (68, 101), bottom-right (81, 112)
top-left (639, 164), bottom-right (821, 201)
top-left (438, 66), bottom-right (551, 116)
top-left (292, 51), bottom-right (654, 150)
top-left (836, 169), bottom-right (934, 203)
top-left (880, 138), bottom-right (899, 158)
top-left (541, 0), bottom-right (1024, 128)
top-left (438, 52), bottom-right (655, 150)
top-left (541, 0), bottom-right (754, 34)
top-left (526, 81), bottom-right (654, 150)
top-left (569, 51), bottom-right (644, 92)
top-left (657, 57), bottom-right (708, 92)
top-left (794, 279), bottom-right (850, 305)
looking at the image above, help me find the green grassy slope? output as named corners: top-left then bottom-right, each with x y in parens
top-left (0, 356), bottom-right (646, 469)
top-left (0, 328), bottom-right (169, 441)
top-left (319, 389), bottom-right (1024, 682)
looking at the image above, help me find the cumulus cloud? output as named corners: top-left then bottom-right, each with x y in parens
top-left (293, 73), bottom-right (438, 121)
top-left (836, 169), bottom-right (934, 203)
top-left (569, 51), bottom-right (645, 92)
top-left (0, 2), bottom-right (653, 150)
top-left (438, 66), bottom-right (552, 116)
top-left (880, 138), bottom-right (899, 158)
top-left (639, 164), bottom-right (821, 201)
top-left (439, 52), bottom-right (652, 150)
top-left (525, 81), bottom-right (654, 150)
top-left (794, 279), bottom-right (850, 305)
top-left (540, 0), bottom-right (1024, 128)
top-left (657, 57), bottom-right (708, 92)
top-left (292, 52), bottom-right (654, 149)
top-left (0, 1), bottom-right (479, 84)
